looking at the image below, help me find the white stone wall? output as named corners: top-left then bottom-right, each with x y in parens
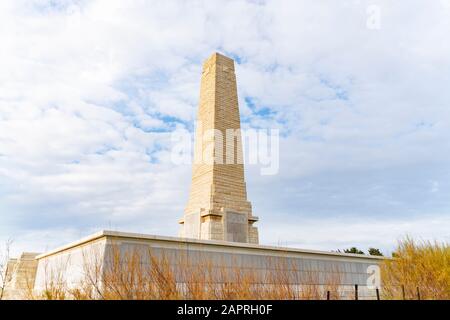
top-left (33, 238), bottom-right (107, 295)
top-left (31, 232), bottom-right (383, 299)
top-left (6, 231), bottom-right (384, 299)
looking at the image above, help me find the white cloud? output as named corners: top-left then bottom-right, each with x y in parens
top-left (0, 0), bottom-right (449, 256)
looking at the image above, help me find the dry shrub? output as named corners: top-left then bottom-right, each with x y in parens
top-left (322, 268), bottom-right (345, 300)
top-left (36, 245), bottom-right (357, 300)
top-left (99, 246), bottom-right (180, 300)
top-left (36, 258), bottom-right (69, 300)
top-left (381, 237), bottom-right (450, 300)
top-left (27, 237), bottom-right (450, 300)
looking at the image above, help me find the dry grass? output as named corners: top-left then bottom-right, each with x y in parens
top-left (381, 237), bottom-right (450, 300)
top-left (27, 237), bottom-right (449, 300)
top-left (37, 245), bottom-right (348, 300)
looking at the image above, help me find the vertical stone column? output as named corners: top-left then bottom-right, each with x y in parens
top-left (179, 52), bottom-right (259, 244)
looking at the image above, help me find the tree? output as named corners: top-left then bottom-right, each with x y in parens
top-left (343, 247), bottom-right (365, 255)
top-left (368, 248), bottom-right (383, 256)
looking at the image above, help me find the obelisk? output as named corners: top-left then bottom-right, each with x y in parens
top-left (179, 52), bottom-right (259, 244)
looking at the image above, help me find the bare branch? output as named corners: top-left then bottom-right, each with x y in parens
top-left (0, 238), bottom-right (14, 300)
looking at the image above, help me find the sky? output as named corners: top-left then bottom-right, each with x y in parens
top-left (1, 0), bottom-right (449, 257)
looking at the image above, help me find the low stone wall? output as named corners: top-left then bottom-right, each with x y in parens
top-left (7, 230), bottom-right (385, 299)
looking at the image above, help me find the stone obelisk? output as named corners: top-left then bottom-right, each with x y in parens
top-left (179, 52), bottom-right (259, 244)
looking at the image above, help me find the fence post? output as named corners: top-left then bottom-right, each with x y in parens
top-left (354, 284), bottom-right (358, 300)
top-left (416, 287), bottom-right (421, 300)
top-left (326, 291), bottom-right (330, 300)
top-left (401, 285), bottom-right (406, 300)
top-left (376, 288), bottom-right (380, 300)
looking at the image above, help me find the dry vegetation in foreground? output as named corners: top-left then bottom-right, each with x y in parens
top-left (381, 237), bottom-right (450, 300)
top-left (0, 239), bottom-right (13, 300)
top-left (4, 237), bottom-right (448, 300)
top-left (32, 246), bottom-right (347, 300)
